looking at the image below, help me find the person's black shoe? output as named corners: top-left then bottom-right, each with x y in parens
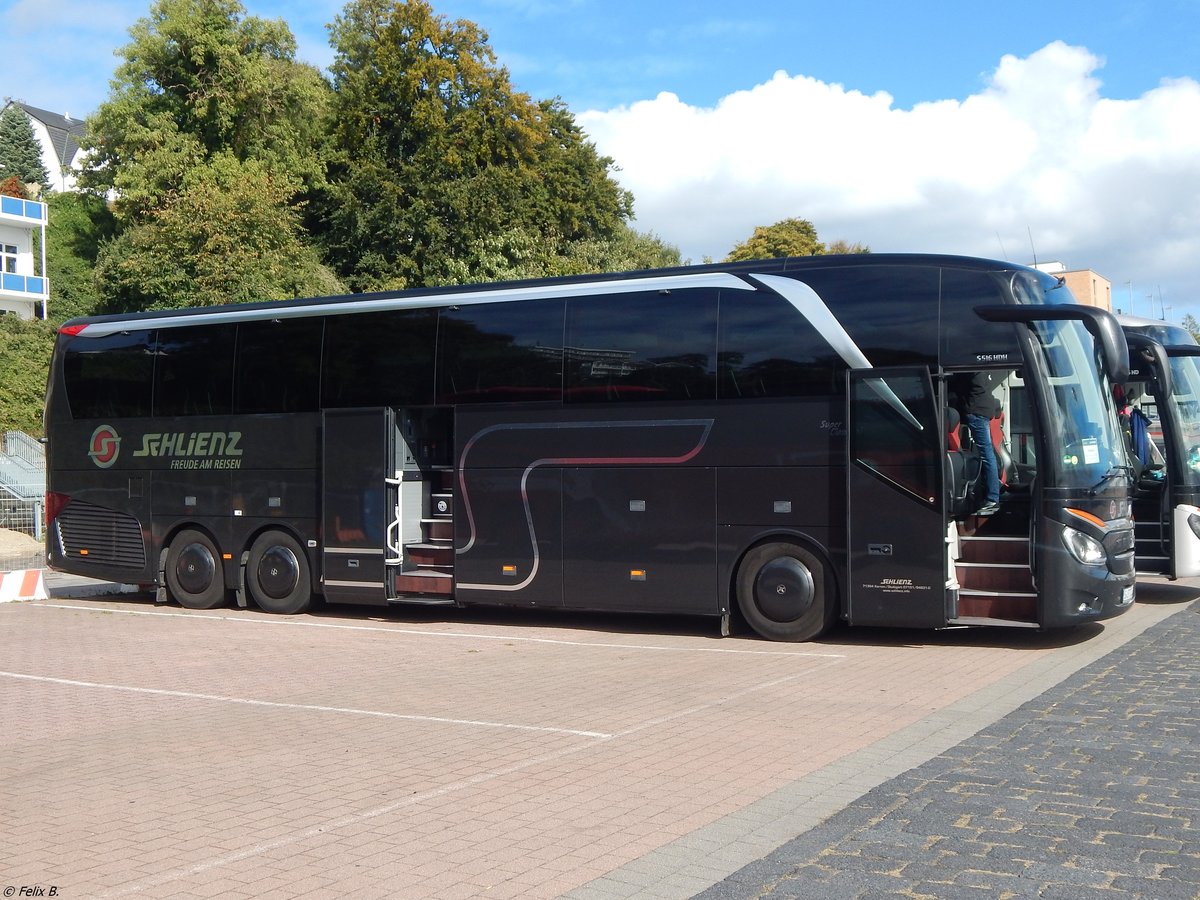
top-left (976, 501), bottom-right (1001, 516)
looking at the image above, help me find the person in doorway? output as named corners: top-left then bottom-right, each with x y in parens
top-left (964, 371), bottom-right (1001, 516)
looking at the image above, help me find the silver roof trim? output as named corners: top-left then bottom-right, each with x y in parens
top-left (72, 272), bottom-right (757, 338)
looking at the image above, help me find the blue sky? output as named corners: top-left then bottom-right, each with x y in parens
top-left (3, 0), bottom-right (1200, 320)
top-left (432, 1), bottom-right (1200, 111)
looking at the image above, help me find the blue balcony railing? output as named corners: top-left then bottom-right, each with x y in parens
top-left (0, 272), bottom-right (47, 298)
top-left (0, 195), bottom-right (47, 222)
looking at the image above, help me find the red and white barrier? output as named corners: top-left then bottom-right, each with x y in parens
top-left (0, 569), bottom-right (48, 602)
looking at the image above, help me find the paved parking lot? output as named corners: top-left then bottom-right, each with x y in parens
top-left (0, 587), bottom-right (1190, 899)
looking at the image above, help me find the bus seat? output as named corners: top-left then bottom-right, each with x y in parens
top-left (944, 408), bottom-right (981, 517)
top-left (945, 444), bottom-right (982, 519)
top-left (946, 407), bottom-right (962, 451)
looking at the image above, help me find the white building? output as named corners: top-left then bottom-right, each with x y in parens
top-left (0, 101), bottom-right (85, 320)
top-left (0, 193), bottom-right (47, 319)
top-left (5, 101), bottom-right (88, 193)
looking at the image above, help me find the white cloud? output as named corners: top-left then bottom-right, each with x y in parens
top-left (580, 40), bottom-right (1200, 319)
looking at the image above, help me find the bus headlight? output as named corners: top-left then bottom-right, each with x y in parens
top-left (1189, 513), bottom-right (1200, 540)
top-left (1062, 526), bottom-right (1106, 566)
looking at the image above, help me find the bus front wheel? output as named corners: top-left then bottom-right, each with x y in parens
top-left (165, 529), bottom-right (227, 610)
top-left (736, 542), bottom-right (835, 642)
top-left (246, 531), bottom-right (312, 615)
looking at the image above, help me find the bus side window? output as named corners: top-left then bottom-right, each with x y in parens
top-left (436, 299), bottom-right (565, 404)
top-left (63, 329), bottom-right (156, 419)
top-left (153, 324), bottom-right (236, 417)
top-left (235, 318), bottom-right (323, 413)
top-left (851, 372), bottom-right (940, 505)
top-left (717, 288), bottom-right (839, 399)
top-left (322, 309), bottom-right (437, 408)
top-left (565, 289), bottom-right (717, 402)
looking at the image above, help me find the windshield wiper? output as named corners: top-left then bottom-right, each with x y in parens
top-left (1089, 464), bottom-right (1135, 494)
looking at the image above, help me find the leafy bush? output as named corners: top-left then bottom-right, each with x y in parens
top-left (0, 315), bottom-right (56, 436)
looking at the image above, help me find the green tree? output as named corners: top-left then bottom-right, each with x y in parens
top-left (0, 315), bottom-right (56, 435)
top-left (77, 0), bottom-right (333, 310)
top-left (0, 104), bottom-right (49, 190)
top-left (318, 0), bottom-right (633, 290)
top-left (432, 223), bottom-right (681, 285)
top-left (94, 153), bottom-right (341, 312)
top-left (44, 192), bottom-right (119, 322)
top-left (825, 238), bottom-right (871, 255)
top-left (545, 226), bottom-right (682, 277)
top-left (725, 218), bottom-right (824, 261)
top-left (81, 0), bottom-right (329, 217)
top-left (1183, 314), bottom-right (1200, 342)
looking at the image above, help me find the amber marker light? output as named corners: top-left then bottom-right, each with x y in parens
top-left (1066, 507), bottom-right (1108, 528)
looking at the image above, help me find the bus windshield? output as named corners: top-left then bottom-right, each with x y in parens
top-left (1169, 352), bottom-right (1200, 486)
top-left (1016, 273), bottom-right (1128, 490)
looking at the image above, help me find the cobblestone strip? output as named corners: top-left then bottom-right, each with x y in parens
top-left (697, 601), bottom-right (1200, 900)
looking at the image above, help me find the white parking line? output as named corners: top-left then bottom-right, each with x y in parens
top-left (96, 726), bottom-right (618, 899)
top-left (89, 656), bottom-right (845, 900)
top-left (33, 602), bottom-right (847, 658)
top-left (0, 670), bottom-right (612, 739)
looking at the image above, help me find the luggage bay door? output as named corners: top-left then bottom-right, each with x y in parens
top-left (846, 368), bottom-right (950, 627)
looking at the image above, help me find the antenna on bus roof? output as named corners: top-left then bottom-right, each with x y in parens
top-left (996, 233), bottom-right (1010, 261)
top-left (1027, 227), bottom-right (1038, 267)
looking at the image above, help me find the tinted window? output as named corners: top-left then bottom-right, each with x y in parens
top-left (322, 309), bottom-right (438, 408)
top-left (153, 324), bottom-right (236, 417)
top-left (798, 266), bottom-right (941, 367)
top-left (718, 289), bottom-right (841, 398)
top-left (235, 317), bottom-right (324, 413)
top-left (437, 299), bottom-right (564, 403)
top-left (939, 268), bottom-right (1015, 367)
top-left (565, 289), bottom-right (717, 402)
top-left (63, 330), bottom-right (155, 419)
top-left (851, 371), bottom-right (940, 506)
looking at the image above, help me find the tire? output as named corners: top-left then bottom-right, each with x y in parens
top-left (735, 541), bottom-right (836, 642)
top-left (245, 531), bottom-right (312, 615)
top-left (165, 529), bottom-right (227, 610)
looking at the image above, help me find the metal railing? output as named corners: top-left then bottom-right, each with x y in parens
top-left (0, 431), bottom-right (45, 539)
top-left (4, 430), bottom-right (44, 468)
top-left (0, 272), bottom-right (48, 298)
top-left (0, 195), bottom-right (47, 222)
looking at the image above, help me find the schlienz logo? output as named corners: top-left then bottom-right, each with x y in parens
top-left (87, 425), bottom-right (121, 468)
top-left (132, 431), bottom-right (243, 458)
top-left (131, 431), bottom-right (245, 469)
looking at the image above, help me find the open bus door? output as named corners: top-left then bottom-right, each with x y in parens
top-left (1162, 345), bottom-right (1200, 577)
top-left (846, 367), bottom-right (952, 628)
top-left (1128, 338), bottom-right (1200, 577)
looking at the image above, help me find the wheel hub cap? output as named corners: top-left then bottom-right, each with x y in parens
top-left (755, 557), bottom-right (815, 622)
top-left (257, 546), bottom-right (299, 600)
top-left (177, 543), bottom-right (215, 594)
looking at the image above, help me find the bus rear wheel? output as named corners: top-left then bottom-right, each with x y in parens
top-left (736, 541), bottom-right (835, 642)
top-left (246, 531), bottom-right (312, 615)
top-left (165, 529), bottom-right (227, 610)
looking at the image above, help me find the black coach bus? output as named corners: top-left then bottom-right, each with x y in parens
top-left (43, 254), bottom-right (1136, 641)
top-left (1117, 314), bottom-right (1200, 577)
